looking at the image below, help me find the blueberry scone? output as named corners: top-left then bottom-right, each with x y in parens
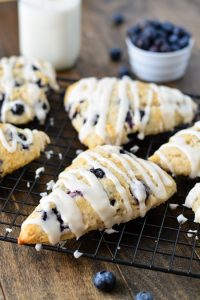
top-left (185, 183), bottom-right (200, 223)
top-left (64, 77), bottom-right (197, 148)
top-left (149, 121), bottom-right (200, 178)
top-left (18, 145), bottom-right (176, 245)
top-left (0, 83), bottom-right (50, 125)
top-left (0, 56), bottom-right (58, 91)
top-left (0, 123), bottom-right (50, 177)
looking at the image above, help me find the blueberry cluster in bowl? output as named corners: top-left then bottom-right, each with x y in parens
top-left (127, 20), bottom-right (191, 53)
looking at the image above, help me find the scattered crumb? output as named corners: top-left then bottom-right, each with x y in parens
top-left (58, 153), bottom-right (63, 160)
top-left (169, 204), bottom-right (179, 210)
top-left (45, 150), bottom-right (54, 160)
top-left (50, 117), bottom-right (54, 126)
top-left (5, 228), bottom-right (12, 233)
top-left (76, 149), bottom-right (83, 155)
top-left (73, 249), bottom-right (83, 259)
top-left (40, 192), bottom-right (47, 197)
top-left (27, 181), bottom-right (30, 188)
top-left (187, 229), bottom-right (198, 238)
top-left (105, 228), bottom-right (118, 234)
top-left (35, 244), bottom-right (43, 251)
top-left (35, 167), bottom-right (45, 179)
top-left (46, 180), bottom-right (56, 191)
top-left (130, 145), bottom-right (139, 153)
top-left (117, 246), bottom-right (121, 250)
top-left (177, 214), bottom-right (188, 224)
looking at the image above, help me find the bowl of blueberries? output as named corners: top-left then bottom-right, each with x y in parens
top-left (126, 19), bottom-right (193, 82)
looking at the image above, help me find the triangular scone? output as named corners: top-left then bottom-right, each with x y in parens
top-left (64, 77), bottom-right (197, 148)
top-left (18, 145), bottom-right (176, 245)
top-left (185, 183), bottom-right (200, 223)
top-left (149, 121), bottom-right (200, 178)
top-left (0, 123), bottom-right (50, 177)
top-left (0, 56), bottom-right (58, 91)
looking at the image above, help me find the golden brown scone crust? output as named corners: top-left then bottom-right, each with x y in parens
top-left (149, 121), bottom-right (200, 178)
top-left (64, 78), bottom-right (197, 148)
top-left (0, 123), bottom-right (50, 177)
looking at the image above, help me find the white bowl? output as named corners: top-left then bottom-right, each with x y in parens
top-left (126, 37), bottom-right (194, 82)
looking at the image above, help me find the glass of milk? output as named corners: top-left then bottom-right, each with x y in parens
top-left (18, 0), bottom-right (81, 70)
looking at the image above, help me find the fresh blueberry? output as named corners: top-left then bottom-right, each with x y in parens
top-left (42, 103), bottom-right (48, 110)
top-left (125, 110), bottom-right (134, 129)
top-left (179, 36), bottom-right (190, 48)
top-left (18, 133), bottom-right (27, 141)
top-left (93, 270), bottom-right (116, 292)
top-left (32, 65), bottom-right (39, 71)
top-left (170, 44), bottom-right (181, 51)
top-left (72, 111), bottom-right (78, 119)
top-left (142, 26), bottom-right (156, 40)
top-left (90, 168), bottom-right (105, 179)
top-left (118, 66), bottom-right (131, 78)
top-left (127, 24), bottom-right (141, 37)
top-left (169, 34), bottom-right (179, 44)
top-left (36, 79), bottom-right (45, 88)
top-left (109, 48), bottom-right (122, 62)
top-left (42, 211), bottom-right (47, 221)
top-left (15, 82), bottom-right (21, 87)
top-left (110, 199), bottom-right (116, 206)
top-left (135, 291), bottom-right (153, 300)
top-left (67, 190), bottom-right (83, 198)
top-left (160, 43), bottom-right (170, 52)
top-left (93, 114), bottom-right (99, 126)
top-left (11, 103), bottom-right (24, 115)
top-left (112, 13), bottom-right (125, 26)
top-left (161, 21), bottom-right (174, 33)
top-left (119, 148), bottom-right (126, 154)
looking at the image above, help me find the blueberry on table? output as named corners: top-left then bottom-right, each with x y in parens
top-left (11, 103), bottom-right (25, 115)
top-left (118, 65), bottom-right (131, 78)
top-left (109, 48), bottom-right (122, 62)
top-left (135, 291), bottom-right (154, 300)
top-left (112, 13), bottom-right (125, 26)
top-left (93, 270), bottom-right (116, 292)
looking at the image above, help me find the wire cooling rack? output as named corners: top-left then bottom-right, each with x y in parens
top-left (1, 78), bottom-right (200, 278)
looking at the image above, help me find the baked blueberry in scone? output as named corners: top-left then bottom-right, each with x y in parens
top-left (149, 121), bottom-right (200, 178)
top-left (0, 123), bottom-right (50, 177)
top-left (64, 77), bottom-right (197, 148)
top-left (0, 83), bottom-right (50, 125)
top-left (18, 145), bottom-right (176, 245)
top-left (0, 56), bottom-right (58, 91)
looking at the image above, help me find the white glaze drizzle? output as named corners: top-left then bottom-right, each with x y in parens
top-left (79, 151), bottom-right (133, 221)
top-left (0, 124), bottom-right (34, 153)
top-left (58, 169), bottom-right (116, 227)
top-left (115, 77), bottom-right (130, 145)
top-left (153, 122), bottom-right (200, 178)
top-left (22, 146), bottom-right (174, 245)
top-left (66, 77), bottom-right (195, 145)
top-left (0, 56), bottom-right (58, 90)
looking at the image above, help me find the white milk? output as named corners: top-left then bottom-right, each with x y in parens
top-left (18, 0), bottom-right (81, 70)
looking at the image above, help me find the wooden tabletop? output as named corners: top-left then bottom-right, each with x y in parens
top-left (0, 1), bottom-right (200, 299)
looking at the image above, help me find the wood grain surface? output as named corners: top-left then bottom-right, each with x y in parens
top-left (0, 1), bottom-right (200, 299)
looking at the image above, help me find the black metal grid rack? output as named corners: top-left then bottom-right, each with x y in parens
top-left (1, 78), bottom-right (200, 278)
